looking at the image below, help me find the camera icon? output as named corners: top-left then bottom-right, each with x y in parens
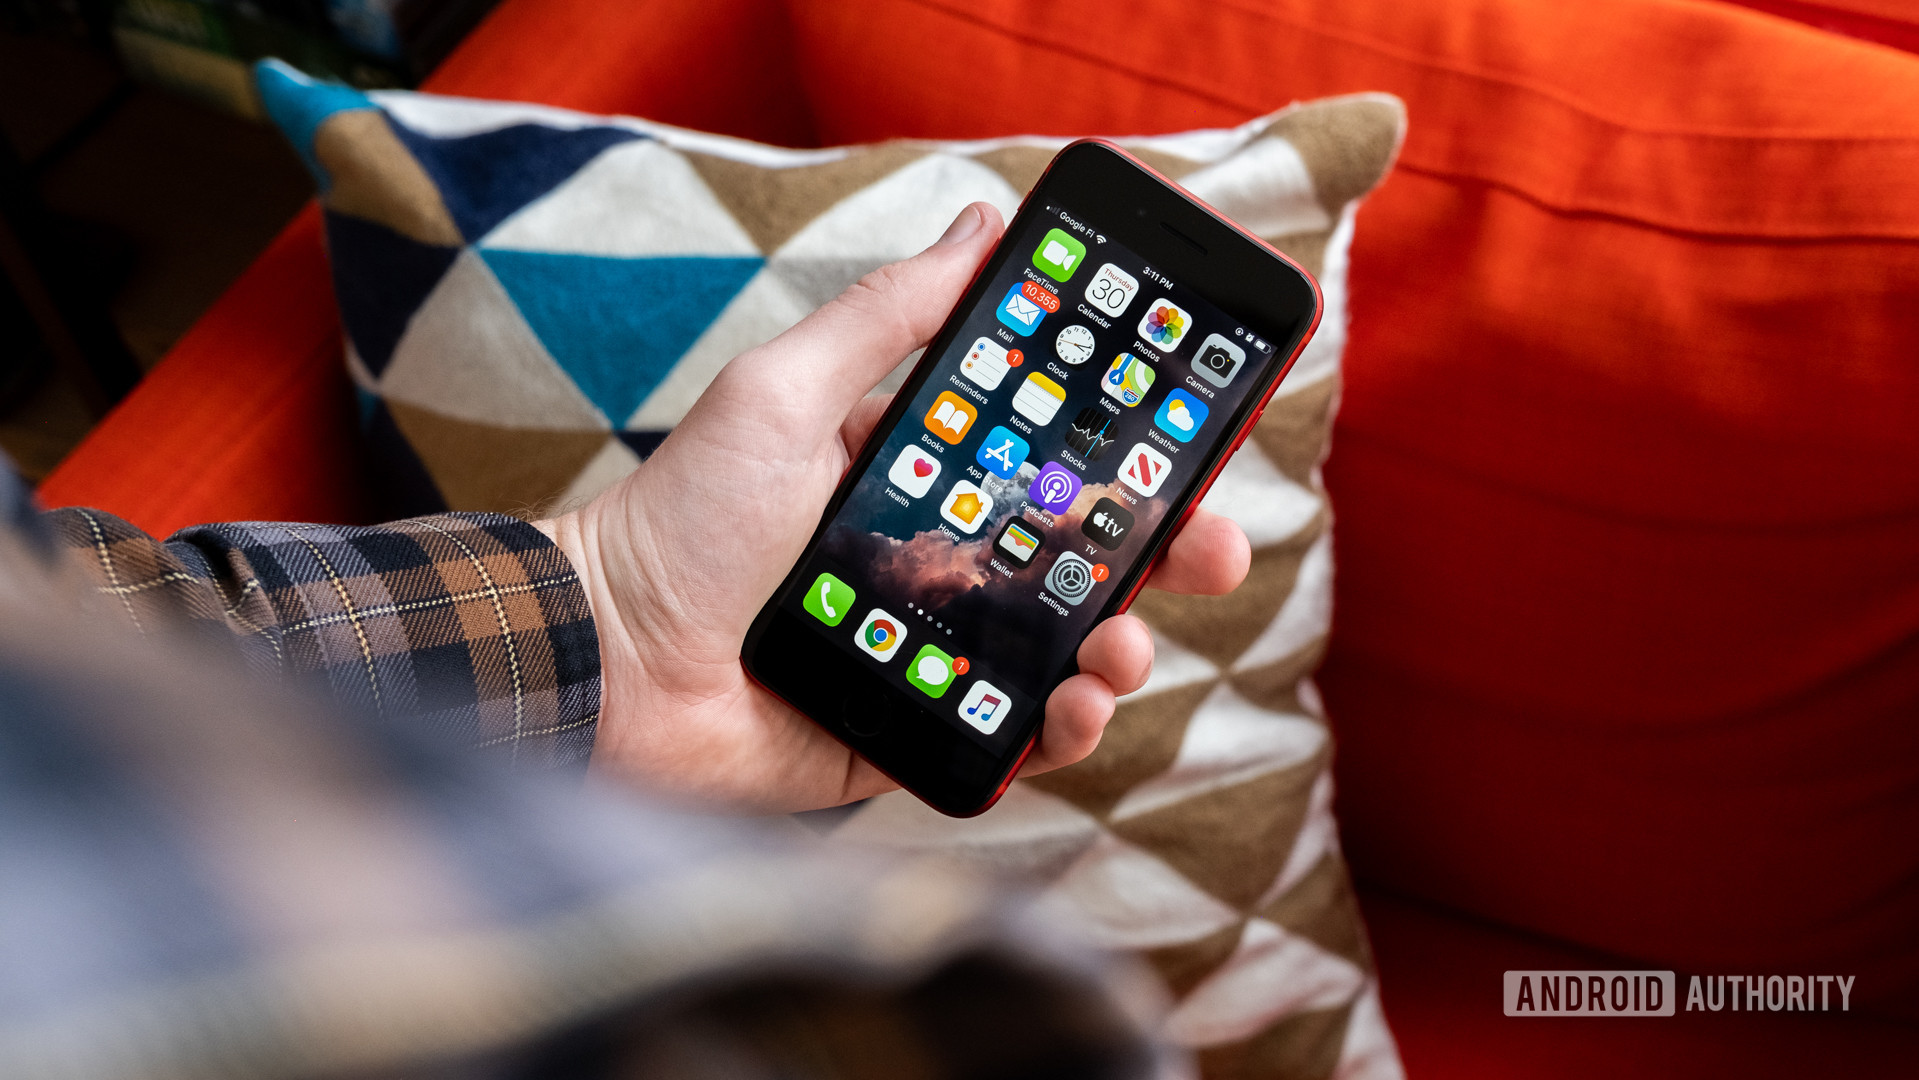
top-left (1191, 333), bottom-right (1247, 389)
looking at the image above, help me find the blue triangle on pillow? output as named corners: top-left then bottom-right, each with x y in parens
top-left (480, 251), bottom-right (763, 426)
top-left (385, 117), bottom-right (642, 243)
top-left (325, 212), bottom-right (460, 378)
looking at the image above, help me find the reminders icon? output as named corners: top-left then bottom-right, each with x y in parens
top-left (960, 336), bottom-right (1012, 391)
top-left (1012, 372), bottom-right (1066, 425)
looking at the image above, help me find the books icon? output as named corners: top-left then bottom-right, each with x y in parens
top-left (924, 391), bottom-right (977, 444)
top-left (1012, 372), bottom-right (1066, 425)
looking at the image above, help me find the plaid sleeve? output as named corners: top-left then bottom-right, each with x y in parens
top-left (40, 508), bottom-right (600, 773)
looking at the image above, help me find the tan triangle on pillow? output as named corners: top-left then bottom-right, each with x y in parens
top-left (316, 110), bottom-right (462, 247)
top-left (1259, 851), bottom-right (1373, 970)
top-left (1144, 917), bottom-right (1248, 1001)
top-left (1129, 533), bottom-right (1322, 670)
top-left (1266, 94), bottom-right (1408, 216)
top-left (682, 142), bottom-right (928, 254)
top-left (1225, 637), bottom-right (1328, 718)
top-left (1109, 751), bottom-right (1326, 911)
top-left (1023, 677), bottom-right (1216, 819)
top-left (386, 401), bottom-right (611, 516)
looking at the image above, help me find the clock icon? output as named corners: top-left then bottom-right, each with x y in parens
top-left (1055, 323), bottom-right (1097, 365)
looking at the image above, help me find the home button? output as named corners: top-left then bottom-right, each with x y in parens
top-left (841, 691), bottom-right (891, 737)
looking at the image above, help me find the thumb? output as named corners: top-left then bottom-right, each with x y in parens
top-left (729, 201), bottom-right (1004, 430)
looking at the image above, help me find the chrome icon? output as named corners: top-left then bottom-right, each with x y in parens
top-left (854, 608), bottom-right (908, 661)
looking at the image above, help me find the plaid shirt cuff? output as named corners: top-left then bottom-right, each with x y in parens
top-left (42, 508), bottom-right (600, 772)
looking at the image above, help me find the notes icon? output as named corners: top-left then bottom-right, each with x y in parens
top-left (958, 679), bottom-right (1009, 734)
top-left (1012, 372), bottom-right (1066, 425)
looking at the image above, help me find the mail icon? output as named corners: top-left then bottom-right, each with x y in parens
top-left (996, 282), bottom-right (1045, 337)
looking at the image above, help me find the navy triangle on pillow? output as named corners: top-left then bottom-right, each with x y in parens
top-left (326, 213), bottom-right (460, 378)
top-left (615, 430), bottom-right (669, 461)
top-left (363, 400), bottom-right (448, 515)
top-left (384, 117), bottom-right (643, 244)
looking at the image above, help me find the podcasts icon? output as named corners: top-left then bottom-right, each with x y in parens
top-left (1028, 461), bottom-right (1083, 514)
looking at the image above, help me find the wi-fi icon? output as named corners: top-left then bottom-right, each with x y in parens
top-left (1096, 234), bottom-right (1106, 244)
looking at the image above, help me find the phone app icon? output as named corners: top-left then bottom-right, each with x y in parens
top-left (1117, 441), bottom-right (1173, 497)
top-left (1085, 262), bottom-right (1139, 317)
top-left (905, 644), bottom-right (958, 699)
top-left (1081, 497), bottom-right (1135, 550)
top-left (924, 391), bottom-right (977, 444)
top-left (1102, 352), bottom-right (1156, 407)
top-left (802, 572), bottom-right (856, 626)
top-left (997, 281), bottom-right (1057, 336)
top-left (975, 425), bottom-right (1029, 479)
top-left (995, 518), bottom-right (1042, 567)
top-left (1191, 332), bottom-right (1246, 388)
top-left (1064, 407), bottom-right (1116, 461)
top-left (1045, 551), bottom-right (1098, 606)
top-left (958, 679), bottom-right (1010, 734)
top-left (854, 608), bottom-right (907, 661)
top-left (939, 479), bottom-right (995, 534)
top-left (1028, 461), bottom-right (1082, 514)
top-left (960, 336), bottom-right (1013, 391)
top-left (1137, 299), bottom-right (1192, 352)
top-left (1033, 228), bottom-right (1086, 282)
top-left (1011, 371), bottom-right (1067, 425)
top-left (1154, 388), bottom-right (1209, 443)
top-left (887, 444), bottom-right (942, 497)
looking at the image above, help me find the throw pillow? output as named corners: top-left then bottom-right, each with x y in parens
top-left (258, 59), bottom-right (1406, 1079)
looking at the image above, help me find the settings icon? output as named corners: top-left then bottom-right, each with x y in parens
top-left (1045, 551), bottom-right (1098, 606)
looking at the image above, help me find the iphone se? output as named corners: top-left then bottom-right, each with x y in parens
top-left (743, 140), bottom-right (1321, 816)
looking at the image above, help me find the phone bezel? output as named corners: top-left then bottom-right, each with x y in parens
top-left (742, 140), bottom-right (1323, 816)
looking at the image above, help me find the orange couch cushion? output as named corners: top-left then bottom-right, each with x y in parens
top-left (784, 0), bottom-right (1919, 1017)
top-left (1722, 0), bottom-right (1919, 55)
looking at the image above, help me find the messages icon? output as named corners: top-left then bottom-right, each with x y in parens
top-left (905, 644), bottom-right (958, 699)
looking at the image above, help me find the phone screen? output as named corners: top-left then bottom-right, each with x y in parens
top-left (778, 202), bottom-right (1281, 751)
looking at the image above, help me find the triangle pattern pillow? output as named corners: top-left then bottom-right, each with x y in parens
top-left (258, 59), bottom-right (1405, 1080)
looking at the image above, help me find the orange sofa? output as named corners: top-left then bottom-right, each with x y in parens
top-left (41, 0), bottom-right (1919, 1074)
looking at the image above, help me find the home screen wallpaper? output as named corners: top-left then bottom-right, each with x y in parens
top-left (783, 204), bottom-right (1279, 750)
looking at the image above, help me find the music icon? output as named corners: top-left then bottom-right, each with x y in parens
top-left (957, 679), bottom-right (1009, 735)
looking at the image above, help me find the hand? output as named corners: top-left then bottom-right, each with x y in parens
top-left (540, 203), bottom-right (1251, 813)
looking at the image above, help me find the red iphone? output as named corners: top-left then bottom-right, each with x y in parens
top-left (743, 141), bottom-right (1322, 816)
